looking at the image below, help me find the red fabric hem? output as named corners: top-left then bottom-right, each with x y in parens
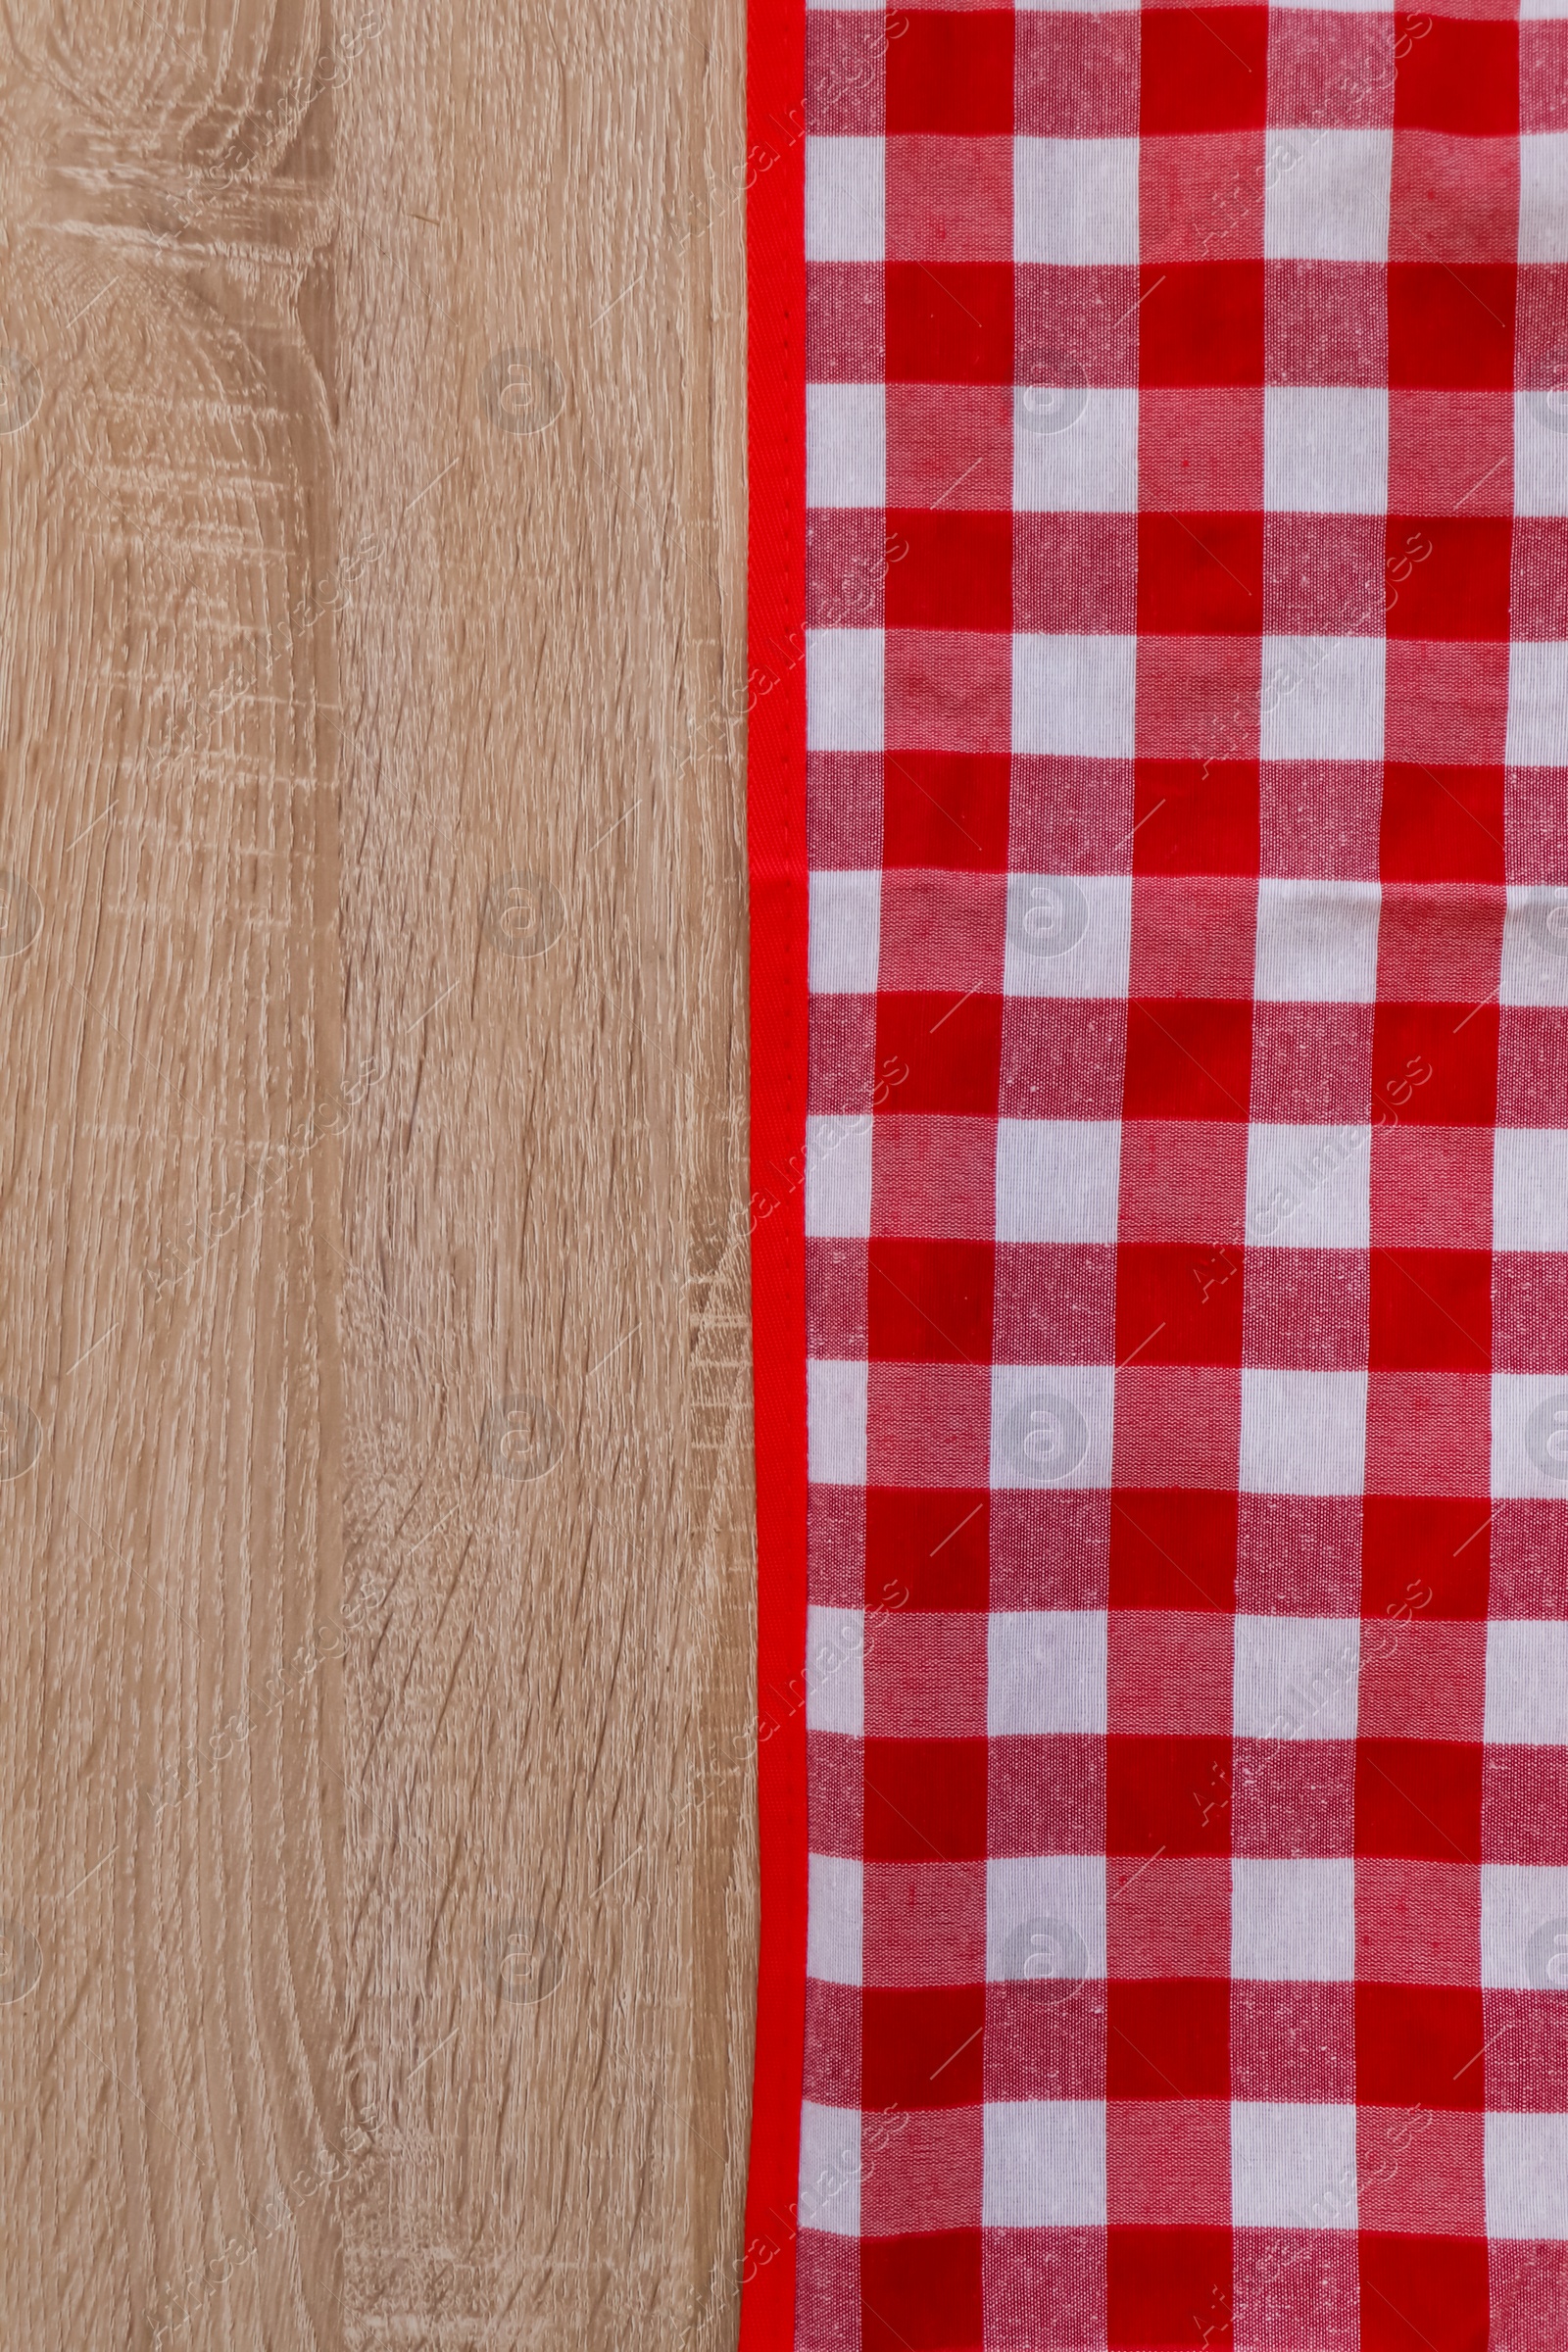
top-left (740, 3), bottom-right (809, 2350)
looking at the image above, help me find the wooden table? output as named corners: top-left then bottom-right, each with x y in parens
top-left (0, 1), bottom-right (754, 2341)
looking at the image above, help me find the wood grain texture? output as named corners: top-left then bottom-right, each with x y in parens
top-left (0, 2), bottom-right (755, 2346)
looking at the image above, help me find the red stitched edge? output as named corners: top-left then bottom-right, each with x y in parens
top-left (739, 1), bottom-right (808, 2347)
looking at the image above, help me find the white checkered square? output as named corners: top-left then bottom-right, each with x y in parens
top-left (799, 2101), bottom-right (863, 2235)
top-left (809, 871), bottom-right (881, 994)
top-left (1232, 1858), bottom-right (1357, 1983)
top-left (990, 1365), bottom-right (1117, 1492)
top-left (1013, 635), bottom-right (1138, 758)
top-left (807, 1606), bottom-right (865, 1735)
top-left (1246, 1121), bottom-right (1372, 1250)
top-left (1494, 1127), bottom-right (1568, 1250)
top-left (806, 1116), bottom-right (875, 1239)
top-left (1520, 135), bottom-right (1568, 263)
top-left (1253, 880), bottom-right (1382, 1004)
top-left (1002, 874), bottom-right (1134, 1000)
top-left (1260, 637), bottom-right (1386, 763)
top-left (1234, 1615), bottom-right (1362, 1741)
top-left (807, 629), bottom-right (883, 753)
top-left (1492, 1373), bottom-right (1568, 1498)
top-left (1514, 395), bottom-right (1568, 516)
top-left (808, 384), bottom-right (886, 510)
top-left (1013, 389), bottom-right (1138, 514)
top-left (1015, 138), bottom-right (1139, 264)
top-left (1486, 2113), bottom-right (1568, 2241)
top-left (806, 137), bottom-right (884, 262)
top-left (1240, 1372), bottom-right (1369, 1498)
top-left (1486, 1621), bottom-right (1568, 1747)
top-left (1262, 128), bottom-right (1392, 263)
top-left (983, 2101), bottom-right (1106, 2228)
top-left (1507, 643), bottom-right (1568, 767)
top-left (1500, 889), bottom-right (1568, 1008)
top-left (995, 1119), bottom-right (1122, 1243)
top-left (1481, 1864), bottom-right (1568, 1990)
top-left (808, 1359), bottom-right (868, 1486)
top-left (1232, 2103), bottom-right (1360, 2230)
top-left (808, 1854), bottom-right (863, 1987)
top-left (988, 1610), bottom-right (1108, 1735)
top-left (987, 1855), bottom-right (1107, 1984)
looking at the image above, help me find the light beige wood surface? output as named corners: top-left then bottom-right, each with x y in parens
top-left (0, 3), bottom-right (755, 2345)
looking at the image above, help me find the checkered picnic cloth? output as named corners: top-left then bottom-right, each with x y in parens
top-left (745, 4), bottom-right (1568, 2348)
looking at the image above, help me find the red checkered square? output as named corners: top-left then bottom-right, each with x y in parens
top-left (768, 15), bottom-right (1568, 2351)
top-left (1141, 9), bottom-right (1269, 136)
top-left (1106, 2228), bottom-right (1233, 2351)
top-left (1107, 1734), bottom-right (1236, 1855)
top-left (1110, 1488), bottom-right (1238, 1613)
top-left (1387, 390), bottom-right (1513, 516)
top-left (1106, 2099), bottom-right (1231, 2226)
top-left (1379, 763), bottom-right (1506, 885)
top-left (861, 2237), bottom-right (983, 2352)
top-left (807, 13), bottom-right (886, 138)
top-left (1142, 131), bottom-right (1268, 265)
top-left (1389, 264), bottom-right (1517, 388)
top-left (1016, 11), bottom-right (1140, 141)
top-left (1390, 128), bottom-right (1520, 264)
top-left (1138, 511), bottom-right (1264, 635)
top-left (1133, 760), bottom-right (1260, 876)
top-left (1107, 1973), bottom-right (1231, 2089)
top-left (886, 137), bottom-right (1011, 266)
top-left (1363, 1369), bottom-right (1493, 1496)
top-left (876, 993), bottom-right (1003, 1117)
top-left (1141, 261), bottom-right (1265, 385)
top-left (1394, 15), bottom-right (1517, 140)
top-left (868, 1238), bottom-right (994, 1363)
top-left (1267, 13), bottom-right (1399, 133)
top-left (883, 752), bottom-right (1009, 872)
top-left (886, 10), bottom-right (1014, 139)
top-left (1125, 999), bottom-right (1253, 1121)
top-left (1266, 261), bottom-right (1389, 386)
top-left (1385, 515), bottom-right (1512, 641)
top-left (1357, 2237), bottom-right (1490, 2352)
top-left (886, 263), bottom-right (1013, 384)
top-left (1354, 1742), bottom-right (1484, 1864)
top-left (886, 383), bottom-right (1012, 511)
top-left (1523, 22), bottom-right (1568, 136)
top-left (1141, 388), bottom-right (1264, 511)
top-left (1013, 514), bottom-right (1137, 637)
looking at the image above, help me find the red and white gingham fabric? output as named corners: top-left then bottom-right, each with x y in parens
top-left (750, 2), bottom-right (1568, 2347)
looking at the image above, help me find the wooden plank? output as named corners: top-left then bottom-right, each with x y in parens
top-left (0, 3), bottom-right (753, 2344)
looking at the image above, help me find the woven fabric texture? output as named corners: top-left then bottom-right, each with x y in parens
top-left (787, 5), bottom-right (1568, 2348)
